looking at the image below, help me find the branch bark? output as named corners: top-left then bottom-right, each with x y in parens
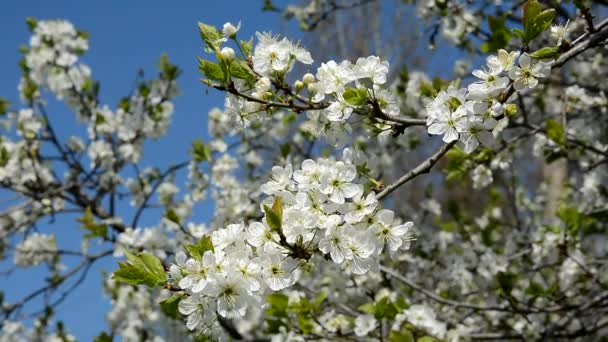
top-left (376, 141), bottom-right (457, 200)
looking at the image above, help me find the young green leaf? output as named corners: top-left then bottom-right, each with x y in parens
top-left (93, 332), bottom-right (113, 342)
top-left (112, 251), bottom-right (168, 287)
top-left (264, 202), bottom-right (282, 232)
top-left (190, 139), bottom-right (212, 162)
top-left (198, 58), bottom-right (225, 82)
top-left (185, 235), bottom-right (215, 260)
top-left (240, 39), bottom-right (253, 57)
top-left (271, 196), bottom-right (283, 221)
top-left (546, 118), bottom-right (565, 145)
top-left (77, 207), bottom-right (108, 240)
top-left (159, 293), bottom-right (186, 319)
top-left (528, 9), bottom-right (556, 43)
top-left (523, 0), bottom-right (542, 36)
top-left (280, 143), bottom-right (291, 158)
top-left (197, 22), bottom-right (222, 51)
top-left (164, 208), bottom-right (181, 226)
top-left (342, 87), bottom-right (368, 106)
top-left (265, 293), bottom-right (289, 318)
top-left (230, 59), bottom-right (256, 82)
top-left (530, 46), bottom-right (560, 59)
top-left (390, 328), bottom-right (415, 342)
top-left (0, 97), bottom-right (10, 116)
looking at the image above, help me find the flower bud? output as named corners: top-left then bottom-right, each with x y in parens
top-left (222, 22), bottom-right (240, 39)
top-left (505, 103), bottom-right (518, 116)
top-left (263, 91), bottom-right (274, 101)
top-left (220, 47), bottom-right (235, 61)
top-left (294, 80), bottom-right (304, 93)
top-left (255, 77), bottom-right (272, 93)
top-left (302, 73), bottom-right (315, 84)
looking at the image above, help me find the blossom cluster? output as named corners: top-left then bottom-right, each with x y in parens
top-left (208, 22), bottom-right (553, 155)
top-left (171, 149), bottom-right (414, 335)
top-left (426, 50), bottom-right (551, 153)
top-left (210, 24), bottom-right (396, 147)
top-left (18, 19), bottom-right (179, 188)
top-left (21, 19), bottom-right (90, 110)
top-left (13, 233), bottom-right (57, 267)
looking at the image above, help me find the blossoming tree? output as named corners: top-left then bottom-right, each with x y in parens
top-left (1, 0), bottom-right (608, 340)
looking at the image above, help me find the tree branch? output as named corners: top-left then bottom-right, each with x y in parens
top-left (376, 141), bottom-right (457, 200)
top-left (553, 18), bottom-right (608, 68)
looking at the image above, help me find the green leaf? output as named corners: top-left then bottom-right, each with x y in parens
top-left (526, 281), bottom-right (545, 297)
top-left (198, 58), bottom-right (225, 82)
top-left (543, 148), bottom-right (567, 163)
top-left (574, 0), bottom-right (590, 10)
top-left (164, 208), bottom-right (181, 226)
top-left (419, 81), bottom-right (437, 97)
top-left (482, 16), bottom-right (512, 52)
top-left (1, 147), bottom-right (11, 167)
top-left (230, 59), bottom-right (256, 82)
top-left (342, 87), bottom-right (368, 106)
top-left (418, 337), bottom-right (439, 342)
top-left (374, 297), bottom-right (398, 320)
top-left (197, 22), bottom-right (222, 51)
top-left (588, 209), bottom-right (608, 220)
top-left (395, 296), bottom-right (409, 311)
top-left (529, 9), bottom-right (556, 42)
top-left (240, 39), bottom-right (253, 57)
top-left (159, 53), bottom-right (181, 80)
top-left (557, 206), bottom-right (595, 235)
top-left (21, 77), bottom-right (38, 102)
top-left (530, 46), bottom-right (560, 59)
top-left (522, 1), bottom-right (556, 44)
top-left (272, 197), bottom-right (283, 221)
top-left (77, 207), bottom-right (108, 240)
top-left (496, 271), bottom-right (518, 295)
top-left (262, 0), bottom-right (279, 11)
top-left (264, 197), bottom-right (283, 231)
top-left (112, 251), bottom-right (168, 287)
top-left (185, 235), bottom-right (214, 260)
top-left (298, 314), bottom-right (314, 334)
top-left (93, 332), bottom-right (113, 342)
top-left (546, 119), bottom-right (565, 145)
top-left (312, 291), bottom-right (327, 312)
top-left (159, 293), bottom-right (186, 319)
top-left (25, 17), bottom-right (38, 31)
top-left (190, 139), bottom-right (212, 162)
top-left (264, 205), bottom-right (281, 230)
top-left (512, 28), bottom-right (526, 41)
top-left (389, 328), bottom-right (414, 342)
top-left (138, 253), bottom-right (168, 281)
top-left (217, 55), bottom-right (231, 83)
top-left (0, 97), bottom-right (10, 116)
top-left (523, 0), bottom-right (543, 36)
top-left (444, 147), bottom-right (471, 181)
top-left (266, 293), bottom-right (289, 318)
top-left (280, 143), bottom-right (291, 158)
top-left (358, 302), bottom-right (376, 314)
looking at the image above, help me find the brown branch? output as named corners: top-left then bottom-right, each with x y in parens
top-left (376, 141), bottom-right (457, 200)
top-left (553, 18), bottom-right (608, 68)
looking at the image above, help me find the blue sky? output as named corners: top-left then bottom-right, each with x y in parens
top-left (0, 1), bottom-right (293, 340)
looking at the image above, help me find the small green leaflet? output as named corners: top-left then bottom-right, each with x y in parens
top-left (77, 207), bottom-right (108, 239)
top-left (342, 87), bottom-right (368, 106)
top-left (112, 251), bottom-right (168, 287)
top-left (264, 197), bottom-right (283, 231)
top-left (184, 235), bottom-right (214, 260)
top-left (159, 293), bottom-right (186, 319)
top-left (190, 139), bottom-right (212, 162)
